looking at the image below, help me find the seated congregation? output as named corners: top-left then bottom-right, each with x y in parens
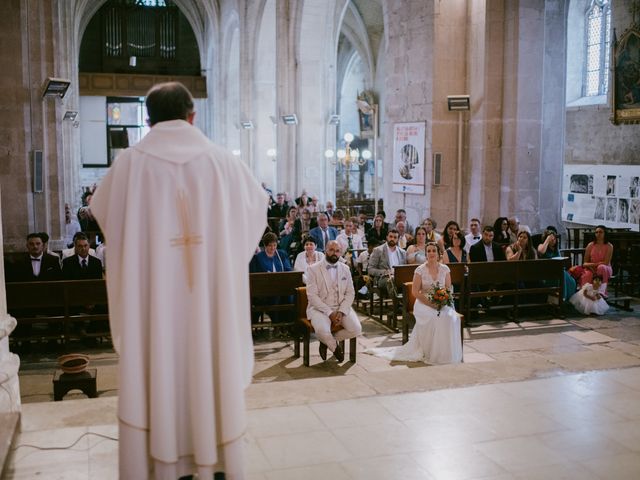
top-left (4, 187), bottom-right (636, 366)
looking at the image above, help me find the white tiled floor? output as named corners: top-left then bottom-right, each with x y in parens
top-left (6, 367), bottom-right (640, 479)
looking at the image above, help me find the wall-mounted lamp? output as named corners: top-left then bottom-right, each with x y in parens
top-left (63, 111), bottom-right (78, 121)
top-left (240, 120), bottom-right (254, 129)
top-left (266, 148), bottom-right (277, 161)
top-left (281, 114), bottom-right (298, 125)
top-left (231, 149), bottom-right (241, 156)
top-left (447, 95), bottom-right (470, 111)
top-left (129, 56), bottom-right (137, 67)
top-left (328, 114), bottom-right (340, 125)
top-left (42, 77), bottom-right (71, 99)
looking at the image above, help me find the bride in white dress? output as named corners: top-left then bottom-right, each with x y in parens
top-left (371, 243), bottom-right (463, 364)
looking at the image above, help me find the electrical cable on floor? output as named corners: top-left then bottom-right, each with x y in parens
top-left (12, 431), bottom-right (118, 451)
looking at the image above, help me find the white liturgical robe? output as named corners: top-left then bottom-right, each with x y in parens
top-left (91, 120), bottom-right (267, 480)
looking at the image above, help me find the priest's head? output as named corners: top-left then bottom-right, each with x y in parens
top-left (145, 82), bottom-right (195, 127)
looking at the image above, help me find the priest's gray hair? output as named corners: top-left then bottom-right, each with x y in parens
top-left (146, 82), bottom-right (194, 126)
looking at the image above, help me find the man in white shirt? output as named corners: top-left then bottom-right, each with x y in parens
top-left (464, 217), bottom-right (482, 253)
top-left (305, 241), bottom-right (362, 362)
top-left (367, 229), bottom-right (407, 296)
top-left (336, 219), bottom-right (364, 255)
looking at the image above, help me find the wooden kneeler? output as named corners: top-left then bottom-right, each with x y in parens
top-left (296, 287), bottom-right (357, 366)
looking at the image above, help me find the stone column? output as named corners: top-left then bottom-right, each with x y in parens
top-left (0, 188), bottom-right (21, 414)
top-left (275, 0), bottom-right (300, 195)
top-left (382, 0), bottom-right (436, 225)
top-left (500, 0), bottom-right (546, 231)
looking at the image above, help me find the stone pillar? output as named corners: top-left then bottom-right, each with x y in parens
top-left (382, 0), bottom-right (436, 225)
top-left (464, 0), bottom-right (505, 225)
top-left (1, 0), bottom-right (66, 251)
top-left (539, 0), bottom-right (568, 231)
top-left (275, 0), bottom-right (300, 195)
top-left (0, 189), bottom-right (21, 414)
top-left (500, 0), bottom-right (546, 231)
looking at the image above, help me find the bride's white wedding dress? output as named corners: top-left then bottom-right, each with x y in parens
top-left (371, 262), bottom-right (463, 364)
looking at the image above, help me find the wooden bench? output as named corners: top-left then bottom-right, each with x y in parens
top-left (464, 259), bottom-right (566, 323)
top-left (6, 279), bottom-right (110, 346)
top-left (295, 287), bottom-right (357, 366)
top-left (249, 271), bottom-right (304, 354)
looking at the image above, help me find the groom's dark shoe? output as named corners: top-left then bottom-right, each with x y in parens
top-left (333, 344), bottom-right (344, 362)
top-left (319, 342), bottom-right (328, 361)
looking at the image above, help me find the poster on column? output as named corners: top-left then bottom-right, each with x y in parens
top-left (561, 164), bottom-right (640, 232)
top-left (392, 122), bottom-right (425, 194)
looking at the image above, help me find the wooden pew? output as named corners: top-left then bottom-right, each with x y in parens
top-left (464, 259), bottom-right (566, 323)
top-left (6, 279), bottom-right (110, 346)
top-left (295, 287), bottom-right (357, 366)
top-left (249, 271), bottom-right (304, 354)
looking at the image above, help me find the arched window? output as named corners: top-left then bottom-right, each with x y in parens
top-left (584, 0), bottom-right (611, 96)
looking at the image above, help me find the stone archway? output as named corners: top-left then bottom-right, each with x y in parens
top-left (58, 0), bottom-right (219, 206)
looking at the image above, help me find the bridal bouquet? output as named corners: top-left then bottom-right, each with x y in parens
top-left (426, 282), bottom-right (454, 316)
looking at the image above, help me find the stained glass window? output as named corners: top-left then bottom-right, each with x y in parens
top-left (584, 0), bottom-right (611, 96)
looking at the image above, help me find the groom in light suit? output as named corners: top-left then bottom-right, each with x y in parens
top-left (306, 240), bottom-right (362, 362)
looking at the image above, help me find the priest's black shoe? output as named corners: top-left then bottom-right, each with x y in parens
top-left (333, 344), bottom-right (344, 362)
top-left (319, 342), bottom-right (328, 361)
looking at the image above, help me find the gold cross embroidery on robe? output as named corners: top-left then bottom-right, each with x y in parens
top-left (170, 190), bottom-right (203, 291)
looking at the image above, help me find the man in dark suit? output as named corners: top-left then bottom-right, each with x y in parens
top-left (469, 226), bottom-right (506, 262)
top-left (469, 225), bottom-right (507, 311)
top-left (268, 192), bottom-right (289, 218)
top-left (62, 232), bottom-right (103, 280)
top-left (308, 212), bottom-right (338, 252)
top-left (7, 232), bottom-right (62, 282)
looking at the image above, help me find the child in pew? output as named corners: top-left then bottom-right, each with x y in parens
top-left (569, 274), bottom-right (609, 316)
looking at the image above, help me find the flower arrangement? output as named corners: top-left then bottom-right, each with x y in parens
top-left (426, 282), bottom-right (454, 315)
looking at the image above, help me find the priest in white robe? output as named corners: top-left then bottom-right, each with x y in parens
top-left (91, 82), bottom-right (267, 480)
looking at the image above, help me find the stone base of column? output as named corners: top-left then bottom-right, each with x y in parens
top-left (0, 314), bottom-right (21, 413)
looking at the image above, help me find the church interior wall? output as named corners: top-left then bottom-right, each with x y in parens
top-left (3, 0), bottom-right (638, 252)
top-left (295, 0), bottom-right (339, 202)
top-left (1, 0), bottom-right (67, 251)
top-left (564, 0), bottom-right (640, 168)
top-left (539, 0), bottom-right (569, 231)
top-left (498, 0), bottom-right (548, 232)
top-left (381, 0), bottom-right (435, 226)
top-left (252, 0), bottom-right (278, 188)
top-left (431, 0), bottom-right (471, 225)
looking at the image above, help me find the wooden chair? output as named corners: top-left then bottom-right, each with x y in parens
top-left (388, 264), bottom-right (419, 330)
top-left (401, 281), bottom-right (464, 348)
top-left (295, 287), bottom-right (357, 366)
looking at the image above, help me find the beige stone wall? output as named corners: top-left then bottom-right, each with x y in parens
top-left (0, 0), bottom-right (65, 251)
top-left (565, 0), bottom-right (640, 166)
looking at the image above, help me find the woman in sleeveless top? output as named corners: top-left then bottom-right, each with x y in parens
top-left (443, 230), bottom-right (467, 264)
top-left (406, 226), bottom-right (428, 264)
top-left (580, 225), bottom-right (613, 292)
